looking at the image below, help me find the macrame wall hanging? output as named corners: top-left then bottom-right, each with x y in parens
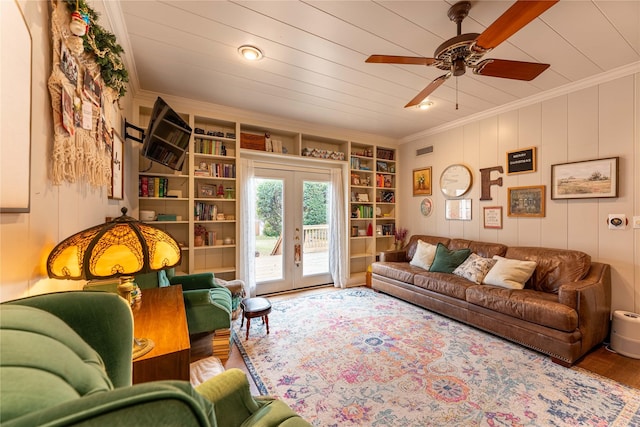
top-left (47, 0), bottom-right (128, 187)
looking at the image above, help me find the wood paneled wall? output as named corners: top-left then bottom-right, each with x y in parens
top-left (398, 73), bottom-right (639, 314)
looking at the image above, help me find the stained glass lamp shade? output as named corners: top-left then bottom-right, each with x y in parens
top-left (47, 207), bottom-right (181, 280)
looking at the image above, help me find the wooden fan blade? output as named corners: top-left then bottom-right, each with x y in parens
top-left (405, 75), bottom-right (449, 108)
top-left (366, 55), bottom-right (437, 66)
top-left (474, 59), bottom-right (550, 81)
top-left (475, 0), bottom-right (558, 51)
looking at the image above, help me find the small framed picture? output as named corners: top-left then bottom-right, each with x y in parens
top-left (506, 146), bottom-right (536, 175)
top-left (445, 199), bottom-right (472, 221)
top-left (413, 167), bottom-right (432, 196)
top-left (357, 193), bottom-right (369, 202)
top-left (198, 183), bottom-right (216, 198)
top-left (508, 185), bottom-right (545, 217)
top-left (483, 206), bottom-right (502, 229)
top-left (551, 157), bottom-right (618, 199)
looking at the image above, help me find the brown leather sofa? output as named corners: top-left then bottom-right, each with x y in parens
top-left (371, 235), bottom-right (611, 365)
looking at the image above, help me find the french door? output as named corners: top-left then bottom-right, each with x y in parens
top-left (253, 166), bottom-right (332, 294)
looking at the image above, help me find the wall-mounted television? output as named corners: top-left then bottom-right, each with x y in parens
top-left (141, 97), bottom-right (192, 171)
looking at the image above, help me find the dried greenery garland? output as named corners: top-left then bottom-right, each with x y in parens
top-left (63, 0), bottom-right (129, 98)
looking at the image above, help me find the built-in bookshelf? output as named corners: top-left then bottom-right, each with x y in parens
top-left (348, 143), bottom-right (396, 283)
top-left (135, 98), bottom-right (397, 285)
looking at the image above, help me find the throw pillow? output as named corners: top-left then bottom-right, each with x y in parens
top-left (409, 240), bottom-right (437, 270)
top-left (429, 243), bottom-right (471, 273)
top-left (482, 255), bottom-right (537, 289)
top-left (453, 253), bottom-right (497, 284)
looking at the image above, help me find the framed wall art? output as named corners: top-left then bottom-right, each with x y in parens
top-left (506, 146), bottom-right (536, 175)
top-left (198, 183), bottom-right (216, 198)
top-left (508, 185), bottom-right (545, 217)
top-left (551, 157), bottom-right (618, 199)
top-left (1, 0), bottom-right (32, 212)
top-left (412, 167), bottom-right (432, 196)
top-left (483, 206), bottom-right (503, 229)
top-left (445, 199), bottom-right (471, 221)
top-left (109, 132), bottom-right (124, 200)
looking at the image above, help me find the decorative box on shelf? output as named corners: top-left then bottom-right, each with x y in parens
top-left (240, 133), bottom-right (266, 151)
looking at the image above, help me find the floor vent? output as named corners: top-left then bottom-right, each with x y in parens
top-left (417, 146), bottom-right (433, 156)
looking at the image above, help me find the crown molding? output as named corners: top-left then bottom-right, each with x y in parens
top-left (401, 61), bottom-right (640, 144)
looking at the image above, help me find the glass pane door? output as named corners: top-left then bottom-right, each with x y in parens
top-left (253, 168), bottom-right (331, 294)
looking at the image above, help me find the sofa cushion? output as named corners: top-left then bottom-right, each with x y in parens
top-left (504, 247), bottom-right (591, 293)
top-left (413, 272), bottom-right (477, 300)
top-left (448, 239), bottom-right (508, 258)
top-left (483, 256), bottom-right (537, 290)
top-left (372, 262), bottom-right (426, 284)
top-left (0, 305), bottom-right (113, 423)
top-left (405, 235), bottom-right (451, 262)
top-left (429, 243), bottom-right (471, 273)
top-left (409, 240), bottom-right (437, 270)
top-left (453, 253), bottom-right (497, 285)
top-left (466, 286), bottom-right (579, 332)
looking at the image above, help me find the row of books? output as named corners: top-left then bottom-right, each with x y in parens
top-left (156, 122), bottom-right (190, 149)
top-left (194, 162), bottom-right (236, 178)
top-left (380, 223), bottom-right (396, 236)
top-left (351, 205), bottom-right (374, 219)
top-left (194, 202), bottom-right (218, 221)
top-left (350, 156), bottom-right (371, 171)
top-left (194, 138), bottom-right (228, 156)
top-left (143, 141), bottom-right (182, 168)
top-left (139, 176), bottom-right (170, 198)
top-left (377, 148), bottom-right (395, 160)
top-left (375, 174), bottom-right (393, 188)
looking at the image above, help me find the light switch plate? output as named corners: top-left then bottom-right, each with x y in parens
top-left (608, 214), bottom-right (626, 230)
top-left (633, 216), bottom-right (640, 229)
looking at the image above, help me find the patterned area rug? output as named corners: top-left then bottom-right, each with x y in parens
top-left (233, 288), bottom-right (640, 426)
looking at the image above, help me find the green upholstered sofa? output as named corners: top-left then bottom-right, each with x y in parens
top-left (0, 291), bottom-right (311, 427)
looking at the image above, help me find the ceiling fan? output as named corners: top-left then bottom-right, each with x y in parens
top-left (366, 0), bottom-right (558, 108)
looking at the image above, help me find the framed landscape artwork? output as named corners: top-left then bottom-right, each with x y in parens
top-left (551, 157), bottom-right (618, 199)
top-left (412, 167), bottom-right (432, 196)
top-left (508, 185), bottom-right (545, 217)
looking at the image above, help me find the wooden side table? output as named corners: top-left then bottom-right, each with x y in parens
top-left (132, 286), bottom-right (190, 384)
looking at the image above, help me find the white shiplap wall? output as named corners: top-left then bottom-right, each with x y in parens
top-left (398, 73), bottom-right (639, 314)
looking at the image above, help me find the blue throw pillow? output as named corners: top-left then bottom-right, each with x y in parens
top-left (429, 243), bottom-right (471, 273)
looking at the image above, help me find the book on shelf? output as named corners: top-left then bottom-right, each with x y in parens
top-left (139, 176), bottom-right (169, 198)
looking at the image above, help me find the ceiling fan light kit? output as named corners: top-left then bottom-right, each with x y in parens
top-left (366, 0), bottom-right (559, 108)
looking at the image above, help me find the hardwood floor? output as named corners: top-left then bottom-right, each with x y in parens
top-left (191, 286), bottom-right (640, 392)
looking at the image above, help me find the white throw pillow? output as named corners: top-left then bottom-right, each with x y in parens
top-left (409, 240), bottom-right (437, 270)
top-left (453, 253), bottom-right (497, 285)
top-left (482, 255), bottom-right (537, 289)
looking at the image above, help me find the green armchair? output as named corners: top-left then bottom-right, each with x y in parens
top-left (0, 291), bottom-right (311, 427)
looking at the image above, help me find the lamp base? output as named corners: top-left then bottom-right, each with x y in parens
top-left (132, 337), bottom-right (155, 359)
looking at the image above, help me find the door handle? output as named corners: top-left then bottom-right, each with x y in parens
top-left (294, 228), bottom-right (301, 266)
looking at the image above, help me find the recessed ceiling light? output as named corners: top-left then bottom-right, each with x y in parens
top-left (238, 45), bottom-right (263, 61)
top-left (418, 101), bottom-right (434, 110)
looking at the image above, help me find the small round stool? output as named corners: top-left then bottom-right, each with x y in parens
top-left (240, 297), bottom-right (272, 340)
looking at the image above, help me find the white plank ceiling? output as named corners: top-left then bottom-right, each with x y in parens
top-left (103, 1), bottom-right (640, 139)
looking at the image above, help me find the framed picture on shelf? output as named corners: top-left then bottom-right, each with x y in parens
top-left (198, 183), bottom-right (216, 198)
top-left (508, 185), bottom-right (545, 217)
top-left (551, 157), bottom-right (618, 199)
top-left (412, 167), bottom-right (432, 196)
top-left (109, 131), bottom-right (124, 200)
top-left (483, 206), bottom-right (502, 229)
top-left (445, 199), bottom-right (471, 220)
top-left (506, 146), bottom-right (536, 175)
